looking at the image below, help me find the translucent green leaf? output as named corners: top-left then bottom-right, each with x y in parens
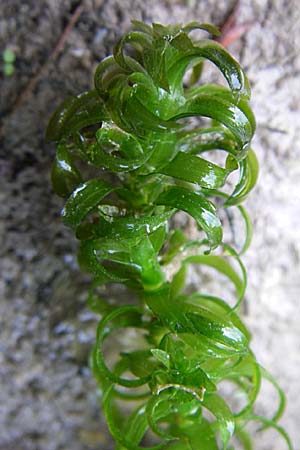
top-left (46, 89), bottom-right (108, 141)
top-left (184, 294), bottom-right (251, 343)
top-left (156, 187), bottom-right (222, 249)
top-left (248, 415), bottom-right (294, 450)
top-left (113, 31), bottom-right (152, 71)
top-left (199, 189), bottom-right (253, 255)
top-left (176, 127), bottom-right (237, 156)
top-left (166, 420), bottom-right (219, 450)
top-left (161, 229), bottom-right (187, 264)
top-left (234, 427), bottom-right (253, 450)
top-left (84, 123), bottom-right (148, 172)
top-left (184, 244), bottom-right (247, 309)
top-left (172, 94), bottom-right (253, 155)
top-left (202, 394), bottom-right (235, 449)
top-left (129, 236), bottom-right (165, 291)
top-left (156, 186), bottom-right (222, 250)
top-left (151, 349), bottom-right (171, 369)
top-left (149, 225), bottom-right (168, 254)
top-left (51, 143), bottom-right (82, 198)
top-left (146, 388), bottom-right (203, 441)
top-left (94, 55), bottom-right (124, 93)
top-left (122, 350), bottom-right (157, 378)
top-left (144, 284), bottom-right (248, 354)
top-left (95, 306), bottom-right (150, 387)
top-left (104, 386), bottom-right (165, 450)
top-left (131, 19), bottom-right (153, 35)
top-left (238, 205), bottom-right (253, 255)
top-left (226, 148), bottom-right (259, 206)
top-left (183, 22), bottom-right (221, 37)
top-left (170, 265), bottom-right (187, 298)
top-left (187, 85), bottom-right (256, 134)
top-left (62, 179), bottom-right (114, 229)
top-left (159, 151), bottom-right (232, 188)
top-left (78, 239), bottom-right (129, 283)
top-left (259, 367), bottom-right (286, 424)
top-left (168, 38), bottom-right (250, 98)
top-left (76, 212), bottom-right (172, 241)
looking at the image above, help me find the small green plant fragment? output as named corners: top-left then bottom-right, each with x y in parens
top-left (3, 48), bottom-right (16, 76)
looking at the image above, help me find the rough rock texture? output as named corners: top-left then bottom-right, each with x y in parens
top-left (1, 1), bottom-right (299, 449)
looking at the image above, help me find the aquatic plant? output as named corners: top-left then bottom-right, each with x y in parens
top-left (47, 20), bottom-right (293, 449)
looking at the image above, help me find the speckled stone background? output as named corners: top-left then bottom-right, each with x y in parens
top-left (1, 1), bottom-right (299, 449)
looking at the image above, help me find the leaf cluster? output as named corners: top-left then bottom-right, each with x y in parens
top-left (47, 21), bottom-right (292, 450)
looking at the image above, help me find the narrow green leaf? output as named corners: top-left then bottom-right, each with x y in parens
top-left (120, 405), bottom-right (148, 448)
top-left (151, 349), bottom-right (171, 369)
top-left (234, 427), bottom-right (253, 450)
top-left (226, 148), bottom-right (259, 205)
top-left (129, 236), bottom-right (165, 291)
top-left (156, 186), bottom-right (222, 250)
top-left (238, 205), bottom-right (253, 255)
top-left (161, 229), bottom-right (187, 264)
top-left (122, 350), bottom-right (157, 378)
top-left (131, 19), bottom-right (153, 35)
top-left (167, 38), bottom-right (250, 98)
top-left (144, 284), bottom-right (248, 353)
top-left (170, 265), bottom-right (187, 297)
top-left (113, 31), bottom-right (152, 71)
top-left (46, 90), bottom-right (108, 141)
top-left (94, 55), bottom-right (123, 93)
top-left (51, 143), bottom-right (82, 198)
top-left (62, 179), bottom-right (114, 229)
top-left (184, 248), bottom-right (246, 308)
top-left (78, 239), bottom-right (129, 283)
top-left (183, 22), bottom-right (221, 36)
top-left (185, 311), bottom-right (247, 350)
top-left (260, 367), bottom-right (286, 424)
top-left (85, 124), bottom-right (148, 172)
top-left (184, 294), bottom-right (251, 342)
top-left (166, 420), bottom-right (219, 450)
top-left (176, 127), bottom-right (237, 156)
top-left (248, 415), bottom-right (294, 450)
top-left (95, 306), bottom-right (150, 388)
top-left (171, 94), bottom-right (253, 155)
top-left (76, 212), bottom-right (171, 241)
top-left (104, 386), bottom-right (165, 450)
top-left (202, 394), bottom-right (235, 449)
top-left (187, 84), bottom-right (256, 134)
top-left (159, 151), bottom-right (232, 188)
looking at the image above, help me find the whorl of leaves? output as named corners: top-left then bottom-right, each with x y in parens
top-left (47, 21), bottom-right (292, 450)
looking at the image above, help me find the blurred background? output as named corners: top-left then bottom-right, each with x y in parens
top-left (1, 1), bottom-right (299, 449)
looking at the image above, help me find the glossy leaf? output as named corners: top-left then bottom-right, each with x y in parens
top-left (62, 179), bottom-right (114, 229)
top-left (183, 22), bottom-right (221, 36)
top-left (226, 148), bottom-right (259, 205)
top-left (76, 211), bottom-right (172, 241)
top-left (94, 306), bottom-right (150, 387)
top-left (168, 37), bottom-right (250, 98)
top-left (85, 123), bottom-right (148, 172)
top-left (156, 186), bottom-right (222, 250)
top-left (46, 89), bottom-right (108, 141)
top-left (144, 284), bottom-right (248, 353)
top-left (203, 394), bottom-right (235, 448)
top-left (184, 244), bottom-right (247, 309)
top-left (172, 94), bottom-right (254, 155)
top-left (151, 349), bottom-right (171, 370)
top-left (51, 143), bottom-right (82, 198)
top-left (159, 151), bottom-right (232, 188)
